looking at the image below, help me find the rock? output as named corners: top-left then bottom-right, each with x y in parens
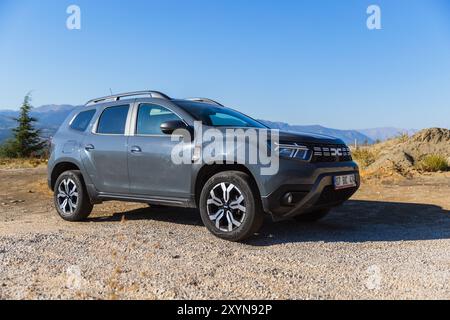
top-left (9, 200), bottom-right (25, 204)
top-left (366, 128), bottom-right (450, 176)
top-left (412, 128), bottom-right (450, 144)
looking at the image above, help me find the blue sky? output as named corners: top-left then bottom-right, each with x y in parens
top-left (0, 0), bottom-right (449, 129)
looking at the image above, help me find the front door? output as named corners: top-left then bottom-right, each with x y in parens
top-left (127, 103), bottom-right (191, 198)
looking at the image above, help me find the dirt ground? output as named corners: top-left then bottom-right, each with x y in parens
top-left (1, 167), bottom-right (450, 300)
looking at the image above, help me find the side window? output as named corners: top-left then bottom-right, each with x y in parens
top-left (136, 104), bottom-right (181, 135)
top-left (96, 105), bottom-right (129, 135)
top-left (70, 110), bottom-right (96, 132)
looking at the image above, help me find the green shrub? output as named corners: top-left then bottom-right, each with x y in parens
top-left (0, 93), bottom-right (46, 158)
top-left (352, 148), bottom-right (378, 169)
top-left (417, 154), bottom-right (449, 172)
top-left (397, 132), bottom-right (409, 143)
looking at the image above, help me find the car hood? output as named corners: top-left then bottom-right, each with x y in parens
top-left (275, 130), bottom-right (345, 145)
top-left (212, 127), bottom-right (345, 145)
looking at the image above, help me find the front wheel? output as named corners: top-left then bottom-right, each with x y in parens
top-left (54, 170), bottom-right (93, 221)
top-left (199, 171), bottom-right (264, 242)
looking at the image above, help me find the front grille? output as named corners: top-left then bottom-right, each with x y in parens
top-left (316, 186), bottom-right (358, 206)
top-left (277, 141), bottom-right (352, 163)
top-left (309, 144), bottom-right (352, 163)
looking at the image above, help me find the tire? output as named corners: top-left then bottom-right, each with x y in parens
top-left (199, 171), bottom-right (264, 242)
top-left (54, 170), bottom-right (93, 221)
top-left (293, 208), bottom-right (331, 222)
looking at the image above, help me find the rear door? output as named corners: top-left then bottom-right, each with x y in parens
top-left (81, 104), bottom-right (131, 194)
top-left (127, 103), bottom-right (192, 198)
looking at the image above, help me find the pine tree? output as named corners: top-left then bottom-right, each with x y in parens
top-left (0, 93), bottom-right (46, 158)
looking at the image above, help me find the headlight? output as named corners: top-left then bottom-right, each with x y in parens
top-left (275, 143), bottom-right (312, 161)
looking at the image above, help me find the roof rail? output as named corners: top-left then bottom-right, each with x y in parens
top-left (85, 90), bottom-right (171, 106)
top-left (185, 97), bottom-right (224, 107)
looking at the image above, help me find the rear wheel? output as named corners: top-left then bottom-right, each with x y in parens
top-left (199, 171), bottom-right (263, 242)
top-left (54, 170), bottom-right (93, 221)
top-left (293, 208), bottom-right (331, 222)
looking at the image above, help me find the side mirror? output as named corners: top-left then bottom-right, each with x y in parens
top-left (160, 120), bottom-right (188, 135)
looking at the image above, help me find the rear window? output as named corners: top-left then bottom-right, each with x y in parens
top-left (70, 110), bottom-right (96, 132)
top-left (97, 105), bottom-right (129, 135)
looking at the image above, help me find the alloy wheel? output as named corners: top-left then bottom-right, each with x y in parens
top-left (207, 182), bottom-right (247, 232)
top-left (56, 178), bottom-right (79, 215)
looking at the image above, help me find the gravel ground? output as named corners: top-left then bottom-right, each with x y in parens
top-left (1, 168), bottom-right (450, 300)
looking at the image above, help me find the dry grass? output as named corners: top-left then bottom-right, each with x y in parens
top-left (0, 158), bottom-right (48, 169)
top-left (30, 179), bottom-right (53, 196)
top-left (360, 163), bottom-right (413, 183)
top-left (416, 154), bottom-right (449, 172)
top-left (351, 147), bottom-right (379, 169)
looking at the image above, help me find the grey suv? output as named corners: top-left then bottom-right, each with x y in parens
top-left (48, 90), bottom-right (360, 241)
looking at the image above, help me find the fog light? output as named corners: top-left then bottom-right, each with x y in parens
top-left (287, 194), bottom-right (293, 204)
top-left (282, 193), bottom-right (294, 206)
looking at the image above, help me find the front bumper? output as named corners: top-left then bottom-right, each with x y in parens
top-left (261, 161), bottom-right (360, 220)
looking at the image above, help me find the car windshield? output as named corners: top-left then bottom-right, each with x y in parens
top-left (175, 101), bottom-right (267, 128)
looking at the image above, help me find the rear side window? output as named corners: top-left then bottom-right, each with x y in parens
top-left (70, 110), bottom-right (96, 132)
top-left (97, 105), bottom-right (129, 135)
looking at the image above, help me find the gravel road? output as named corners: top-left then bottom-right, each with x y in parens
top-left (1, 168), bottom-right (450, 299)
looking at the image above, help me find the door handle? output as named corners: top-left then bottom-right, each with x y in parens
top-left (85, 144), bottom-right (95, 151)
top-left (130, 146), bottom-right (142, 154)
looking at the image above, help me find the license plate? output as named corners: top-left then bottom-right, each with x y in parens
top-left (334, 174), bottom-right (356, 190)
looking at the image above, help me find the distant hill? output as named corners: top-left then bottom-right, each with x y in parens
top-left (357, 127), bottom-right (418, 142)
top-left (32, 104), bottom-right (76, 114)
top-left (0, 129), bottom-right (12, 142)
top-left (31, 104), bottom-right (79, 128)
top-left (260, 120), bottom-right (374, 145)
top-left (0, 113), bottom-right (16, 128)
top-left (0, 104), bottom-right (78, 142)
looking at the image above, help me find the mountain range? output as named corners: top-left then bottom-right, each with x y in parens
top-left (0, 104), bottom-right (417, 145)
top-left (357, 127), bottom-right (418, 142)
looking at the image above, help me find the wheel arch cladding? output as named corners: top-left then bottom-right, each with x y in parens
top-left (194, 163), bottom-right (261, 206)
top-left (50, 162), bottom-right (81, 190)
